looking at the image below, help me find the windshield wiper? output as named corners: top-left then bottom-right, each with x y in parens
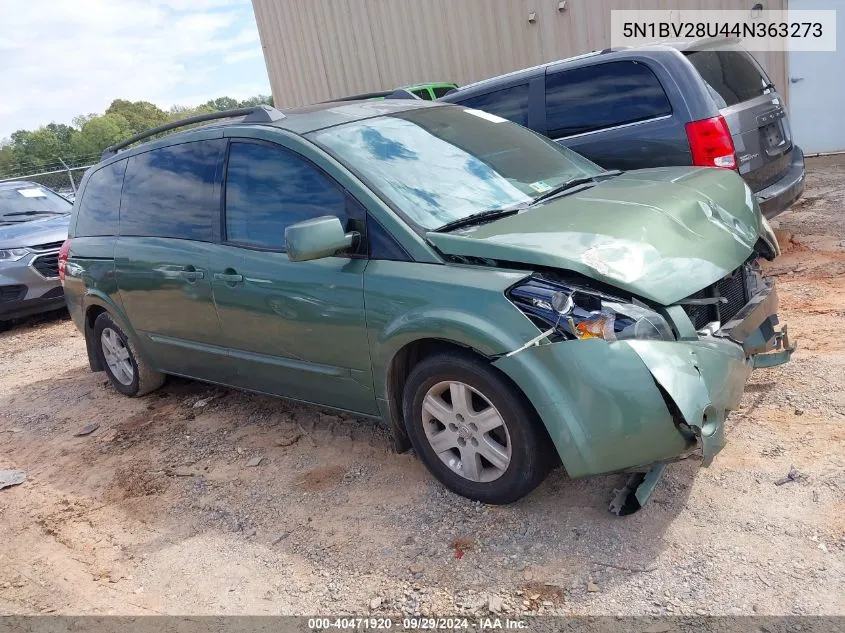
top-left (2, 210), bottom-right (67, 217)
top-left (529, 170), bottom-right (624, 207)
top-left (432, 207), bottom-right (523, 233)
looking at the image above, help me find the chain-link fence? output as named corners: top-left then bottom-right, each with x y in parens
top-left (0, 154), bottom-right (99, 201)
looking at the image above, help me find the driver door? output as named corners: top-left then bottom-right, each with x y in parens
top-left (210, 138), bottom-right (377, 415)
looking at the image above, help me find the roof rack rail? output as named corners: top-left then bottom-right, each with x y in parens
top-left (100, 105), bottom-right (285, 160)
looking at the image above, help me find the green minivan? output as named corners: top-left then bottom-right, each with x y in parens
top-left (61, 102), bottom-right (794, 512)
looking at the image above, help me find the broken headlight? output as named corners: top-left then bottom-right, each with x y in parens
top-left (509, 277), bottom-right (675, 342)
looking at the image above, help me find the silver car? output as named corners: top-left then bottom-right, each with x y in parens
top-left (0, 181), bottom-right (71, 325)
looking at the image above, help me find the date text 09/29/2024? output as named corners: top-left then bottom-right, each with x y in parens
top-left (307, 617), bottom-right (528, 630)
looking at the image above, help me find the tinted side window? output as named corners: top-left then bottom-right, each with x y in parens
top-left (120, 139), bottom-right (225, 241)
top-left (224, 142), bottom-right (347, 251)
top-left (432, 86), bottom-right (455, 99)
top-left (685, 51), bottom-right (769, 108)
top-left (74, 159), bottom-right (127, 237)
top-left (545, 62), bottom-right (672, 138)
top-left (412, 88), bottom-right (433, 101)
top-left (456, 83), bottom-right (530, 126)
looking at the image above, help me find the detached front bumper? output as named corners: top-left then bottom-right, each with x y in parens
top-left (494, 280), bottom-right (794, 479)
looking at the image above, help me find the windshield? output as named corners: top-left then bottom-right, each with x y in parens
top-left (310, 106), bottom-right (603, 230)
top-left (0, 185), bottom-right (72, 222)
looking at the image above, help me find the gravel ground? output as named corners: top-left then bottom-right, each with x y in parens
top-left (0, 157), bottom-right (843, 617)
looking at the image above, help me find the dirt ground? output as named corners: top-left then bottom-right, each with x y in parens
top-left (1, 157), bottom-right (844, 617)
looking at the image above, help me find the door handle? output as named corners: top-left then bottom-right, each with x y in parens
top-left (180, 267), bottom-right (205, 281)
top-left (790, 77), bottom-right (805, 84)
top-left (214, 272), bottom-right (244, 284)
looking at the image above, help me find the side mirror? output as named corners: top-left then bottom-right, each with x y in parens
top-left (285, 216), bottom-right (358, 262)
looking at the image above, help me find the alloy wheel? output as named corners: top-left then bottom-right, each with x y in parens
top-left (421, 380), bottom-right (512, 483)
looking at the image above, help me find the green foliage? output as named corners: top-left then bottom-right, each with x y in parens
top-left (0, 94), bottom-right (275, 178)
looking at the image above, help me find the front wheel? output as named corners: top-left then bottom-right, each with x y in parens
top-left (93, 312), bottom-right (164, 397)
top-left (402, 351), bottom-right (552, 504)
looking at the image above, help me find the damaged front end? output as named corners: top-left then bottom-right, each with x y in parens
top-left (495, 263), bottom-right (794, 515)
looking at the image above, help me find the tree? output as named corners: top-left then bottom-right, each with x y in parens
top-left (105, 100), bottom-right (169, 135)
top-left (1, 93), bottom-right (275, 176)
top-left (9, 128), bottom-right (66, 170)
top-left (204, 96), bottom-right (240, 112)
top-left (70, 114), bottom-right (133, 157)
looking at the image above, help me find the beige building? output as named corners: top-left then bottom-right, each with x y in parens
top-left (251, 0), bottom-right (843, 154)
top-left (251, 0), bottom-right (788, 106)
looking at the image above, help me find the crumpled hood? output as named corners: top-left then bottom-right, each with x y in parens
top-left (426, 167), bottom-right (766, 305)
top-left (0, 214), bottom-right (70, 249)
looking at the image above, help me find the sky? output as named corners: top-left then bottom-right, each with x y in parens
top-left (0, 0), bottom-right (271, 139)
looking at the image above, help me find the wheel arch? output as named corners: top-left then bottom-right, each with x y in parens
top-left (383, 337), bottom-right (555, 461)
top-left (81, 292), bottom-right (147, 372)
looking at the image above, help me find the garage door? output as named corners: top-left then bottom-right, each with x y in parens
top-left (788, 0), bottom-right (844, 154)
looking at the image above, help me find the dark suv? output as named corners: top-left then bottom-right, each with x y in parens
top-left (441, 39), bottom-right (804, 218)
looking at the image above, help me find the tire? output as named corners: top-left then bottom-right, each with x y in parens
top-left (93, 312), bottom-right (164, 397)
top-left (403, 350), bottom-right (552, 504)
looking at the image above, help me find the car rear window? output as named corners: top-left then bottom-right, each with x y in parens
top-left (454, 83), bottom-right (531, 127)
top-left (685, 50), bottom-right (771, 108)
top-left (545, 61), bottom-right (672, 138)
top-left (74, 160), bottom-right (127, 237)
top-left (119, 139), bottom-right (225, 241)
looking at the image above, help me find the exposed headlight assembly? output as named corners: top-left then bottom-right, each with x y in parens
top-left (0, 248), bottom-right (29, 262)
top-left (509, 277), bottom-right (675, 343)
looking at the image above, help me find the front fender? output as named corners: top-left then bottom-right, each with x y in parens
top-left (494, 339), bottom-right (691, 478)
top-left (378, 306), bottom-right (529, 361)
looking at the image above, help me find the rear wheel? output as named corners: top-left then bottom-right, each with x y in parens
top-left (93, 312), bottom-right (164, 397)
top-left (403, 351), bottom-right (552, 504)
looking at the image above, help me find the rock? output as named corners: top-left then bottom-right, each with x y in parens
top-left (0, 470), bottom-right (26, 490)
top-left (795, 408), bottom-right (805, 416)
top-left (275, 432), bottom-right (302, 447)
top-left (246, 456), bottom-right (264, 467)
top-left (193, 395), bottom-right (220, 408)
top-left (369, 597), bottom-right (383, 610)
top-left (488, 595), bottom-right (503, 613)
top-left (73, 423), bottom-right (99, 437)
top-left (587, 581), bottom-right (600, 593)
top-left (409, 562), bottom-right (424, 574)
top-left (523, 570), bottom-right (534, 581)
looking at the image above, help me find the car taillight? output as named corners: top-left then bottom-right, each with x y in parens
top-left (58, 239), bottom-right (71, 282)
top-left (686, 116), bottom-right (737, 170)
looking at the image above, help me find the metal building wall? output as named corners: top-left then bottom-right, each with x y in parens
top-left (252, 0), bottom-right (789, 108)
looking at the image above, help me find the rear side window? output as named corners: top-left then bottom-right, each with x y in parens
top-left (224, 141), bottom-right (347, 251)
top-left (685, 51), bottom-right (770, 108)
top-left (412, 88), bottom-right (433, 101)
top-left (545, 61), bottom-right (672, 138)
top-left (119, 139), bottom-right (225, 241)
top-left (456, 83), bottom-right (530, 127)
top-left (432, 85), bottom-right (455, 99)
top-left (74, 159), bottom-right (127, 237)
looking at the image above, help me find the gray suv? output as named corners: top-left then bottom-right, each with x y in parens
top-left (441, 39), bottom-right (804, 218)
top-left (0, 181), bottom-right (71, 324)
